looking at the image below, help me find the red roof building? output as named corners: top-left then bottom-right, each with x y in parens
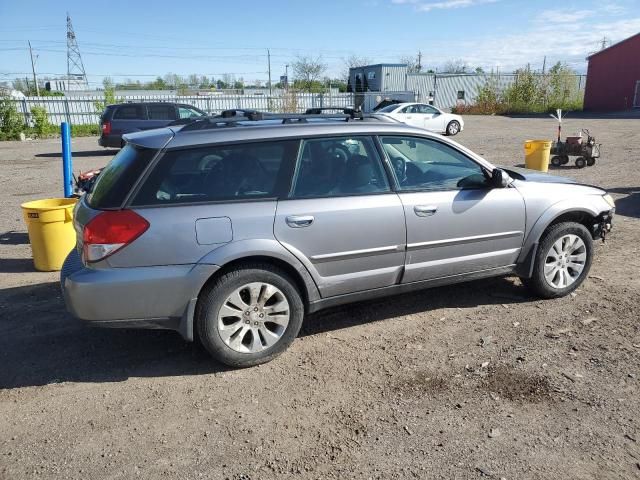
top-left (584, 32), bottom-right (640, 111)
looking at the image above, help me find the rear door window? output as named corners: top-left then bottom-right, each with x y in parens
top-left (291, 137), bottom-right (390, 198)
top-left (131, 140), bottom-right (298, 206)
top-left (113, 105), bottom-right (145, 120)
top-left (178, 106), bottom-right (204, 119)
top-left (147, 104), bottom-right (177, 120)
top-left (88, 145), bottom-right (157, 209)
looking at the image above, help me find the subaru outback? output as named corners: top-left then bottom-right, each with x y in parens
top-left (62, 112), bottom-right (614, 367)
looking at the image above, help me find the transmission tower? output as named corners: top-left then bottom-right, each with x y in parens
top-left (66, 13), bottom-right (88, 88)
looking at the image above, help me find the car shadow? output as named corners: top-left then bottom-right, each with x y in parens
top-left (301, 276), bottom-right (530, 337)
top-left (0, 282), bottom-right (227, 389)
top-left (607, 186), bottom-right (640, 219)
top-left (35, 150), bottom-right (116, 158)
top-left (0, 258), bottom-right (36, 273)
top-left (1, 276), bottom-right (531, 389)
top-left (0, 231), bottom-right (30, 245)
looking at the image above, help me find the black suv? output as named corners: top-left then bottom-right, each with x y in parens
top-left (99, 102), bottom-right (205, 148)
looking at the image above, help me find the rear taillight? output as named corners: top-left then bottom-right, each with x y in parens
top-left (83, 210), bottom-right (149, 262)
top-left (101, 121), bottom-right (111, 135)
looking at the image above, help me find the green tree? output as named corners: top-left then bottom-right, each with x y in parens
top-left (0, 93), bottom-right (25, 140)
top-left (546, 62), bottom-right (583, 110)
top-left (503, 66), bottom-right (543, 112)
top-left (30, 105), bottom-right (54, 136)
top-left (292, 55), bottom-right (327, 93)
top-left (94, 77), bottom-right (122, 114)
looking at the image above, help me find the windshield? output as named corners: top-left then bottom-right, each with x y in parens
top-left (377, 104), bottom-right (401, 113)
top-left (88, 145), bottom-right (156, 209)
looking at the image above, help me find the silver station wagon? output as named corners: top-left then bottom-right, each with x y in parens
top-left (61, 111), bottom-right (615, 367)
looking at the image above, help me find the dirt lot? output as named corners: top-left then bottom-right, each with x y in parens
top-left (1, 116), bottom-right (639, 479)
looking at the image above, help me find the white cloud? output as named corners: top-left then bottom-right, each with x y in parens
top-left (536, 9), bottom-right (594, 24)
top-left (426, 16), bottom-right (640, 71)
top-left (388, 0), bottom-right (640, 72)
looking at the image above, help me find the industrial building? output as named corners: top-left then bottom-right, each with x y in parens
top-left (584, 32), bottom-right (640, 111)
top-left (349, 64), bottom-right (587, 112)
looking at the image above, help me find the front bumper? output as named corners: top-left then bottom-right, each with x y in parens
top-left (62, 255), bottom-right (218, 340)
top-left (592, 209), bottom-right (614, 240)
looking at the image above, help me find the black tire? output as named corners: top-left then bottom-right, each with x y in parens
top-left (196, 263), bottom-right (304, 367)
top-left (561, 156), bottom-right (570, 165)
top-left (523, 222), bottom-right (593, 299)
top-left (446, 120), bottom-right (461, 136)
top-left (575, 157), bottom-right (586, 168)
top-left (586, 157), bottom-right (596, 166)
top-left (550, 156), bottom-right (563, 167)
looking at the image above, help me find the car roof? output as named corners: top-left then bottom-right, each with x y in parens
top-left (125, 120), bottom-right (424, 148)
top-left (123, 119), bottom-right (494, 170)
top-left (108, 102), bottom-right (194, 107)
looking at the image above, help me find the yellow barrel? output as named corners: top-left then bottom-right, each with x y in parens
top-left (524, 140), bottom-right (552, 172)
top-left (21, 198), bottom-right (78, 271)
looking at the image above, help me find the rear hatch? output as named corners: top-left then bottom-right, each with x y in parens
top-left (74, 144), bottom-right (158, 263)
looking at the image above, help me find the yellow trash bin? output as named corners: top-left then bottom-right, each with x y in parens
top-left (524, 140), bottom-right (552, 172)
top-left (21, 198), bottom-right (78, 272)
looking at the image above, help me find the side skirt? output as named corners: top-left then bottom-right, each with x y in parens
top-left (307, 264), bottom-right (517, 314)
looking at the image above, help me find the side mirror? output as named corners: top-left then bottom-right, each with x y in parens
top-left (491, 168), bottom-right (509, 188)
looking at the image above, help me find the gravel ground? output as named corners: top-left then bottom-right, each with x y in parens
top-left (1, 116), bottom-right (639, 480)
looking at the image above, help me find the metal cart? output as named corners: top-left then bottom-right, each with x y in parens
top-left (550, 129), bottom-right (601, 169)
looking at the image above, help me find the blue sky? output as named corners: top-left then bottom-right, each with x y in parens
top-left (1, 0), bottom-right (639, 87)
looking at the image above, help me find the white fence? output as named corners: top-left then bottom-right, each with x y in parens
top-left (11, 93), bottom-right (356, 126)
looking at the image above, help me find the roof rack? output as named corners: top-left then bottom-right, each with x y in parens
top-left (304, 107), bottom-right (363, 119)
top-left (178, 111), bottom-right (375, 132)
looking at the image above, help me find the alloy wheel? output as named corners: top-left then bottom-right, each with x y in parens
top-left (217, 282), bottom-right (290, 354)
top-left (543, 234), bottom-right (587, 289)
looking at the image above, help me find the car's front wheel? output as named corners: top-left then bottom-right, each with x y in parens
top-left (446, 120), bottom-right (461, 136)
top-left (523, 222), bottom-right (593, 298)
top-left (197, 264), bottom-right (304, 367)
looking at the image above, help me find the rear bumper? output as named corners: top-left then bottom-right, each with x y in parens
top-left (98, 134), bottom-right (122, 148)
top-left (62, 257), bottom-right (219, 340)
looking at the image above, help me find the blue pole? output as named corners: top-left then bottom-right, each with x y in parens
top-left (61, 122), bottom-right (73, 198)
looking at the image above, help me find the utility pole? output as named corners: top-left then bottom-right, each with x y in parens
top-left (285, 64), bottom-right (289, 90)
top-left (542, 55), bottom-right (546, 74)
top-left (28, 41), bottom-right (40, 96)
top-left (417, 50), bottom-right (422, 72)
top-left (267, 49), bottom-right (272, 96)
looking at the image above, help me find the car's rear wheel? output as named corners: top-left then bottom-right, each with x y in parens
top-left (523, 222), bottom-right (593, 299)
top-left (197, 264), bottom-right (304, 367)
top-left (446, 120), bottom-right (461, 136)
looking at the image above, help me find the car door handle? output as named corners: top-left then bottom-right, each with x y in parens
top-left (414, 205), bottom-right (438, 217)
top-left (286, 215), bottom-right (314, 228)
top-left (405, 115), bottom-right (413, 119)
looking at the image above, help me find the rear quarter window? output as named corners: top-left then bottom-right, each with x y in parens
top-left (147, 104), bottom-right (177, 120)
top-left (88, 145), bottom-right (157, 209)
top-left (113, 105), bottom-right (145, 120)
top-left (131, 140), bottom-right (298, 206)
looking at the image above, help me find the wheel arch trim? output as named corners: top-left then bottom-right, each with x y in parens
top-left (516, 199), bottom-right (606, 277)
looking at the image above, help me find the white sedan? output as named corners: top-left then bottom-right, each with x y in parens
top-left (376, 102), bottom-right (464, 136)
